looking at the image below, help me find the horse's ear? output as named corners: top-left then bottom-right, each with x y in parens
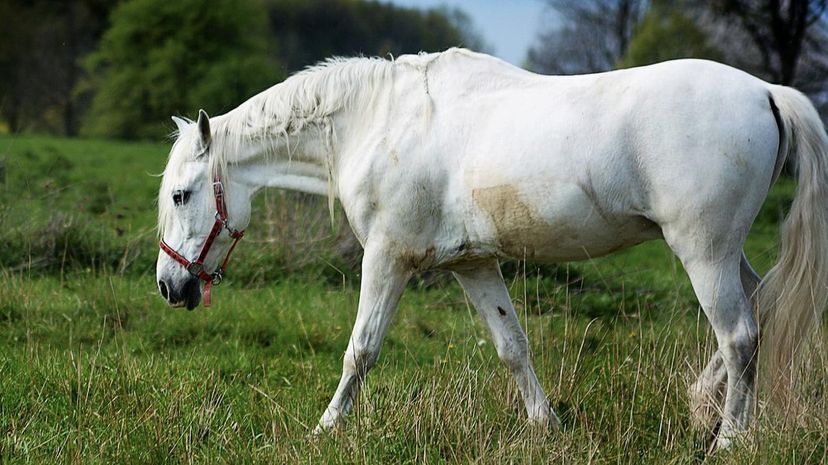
top-left (171, 116), bottom-right (189, 133)
top-left (196, 109), bottom-right (211, 148)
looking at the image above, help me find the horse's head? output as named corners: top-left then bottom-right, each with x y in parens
top-left (156, 110), bottom-right (250, 309)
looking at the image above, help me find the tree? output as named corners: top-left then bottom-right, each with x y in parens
top-left (709, 0), bottom-right (828, 85)
top-left (527, 0), bottom-right (647, 74)
top-left (0, 0), bottom-right (38, 133)
top-left (82, 0), bottom-right (280, 139)
top-left (618, 7), bottom-right (723, 68)
top-left (0, 0), bottom-right (112, 135)
top-left (2, 0), bottom-right (485, 138)
top-left (265, 0), bottom-right (487, 74)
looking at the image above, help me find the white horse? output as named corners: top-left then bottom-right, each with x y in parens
top-left (156, 48), bottom-right (828, 449)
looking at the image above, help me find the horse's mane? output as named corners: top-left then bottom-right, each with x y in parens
top-left (159, 55), bottom-right (394, 236)
top-left (209, 55), bottom-right (394, 177)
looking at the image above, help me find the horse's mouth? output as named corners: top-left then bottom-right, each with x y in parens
top-left (161, 277), bottom-right (201, 310)
top-left (181, 277), bottom-right (201, 310)
top-left (185, 298), bottom-right (199, 311)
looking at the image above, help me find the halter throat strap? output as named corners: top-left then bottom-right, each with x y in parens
top-left (159, 175), bottom-right (245, 306)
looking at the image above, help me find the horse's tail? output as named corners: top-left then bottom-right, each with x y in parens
top-left (758, 85), bottom-right (828, 412)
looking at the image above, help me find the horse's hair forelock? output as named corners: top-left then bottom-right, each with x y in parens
top-left (158, 55), bottom-right (395, 236)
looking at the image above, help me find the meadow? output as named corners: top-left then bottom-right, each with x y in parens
top-left (0, 134), bottom-right (826, 464)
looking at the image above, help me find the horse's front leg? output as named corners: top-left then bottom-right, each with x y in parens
top-left (314, 243), bottom-right (411, 433)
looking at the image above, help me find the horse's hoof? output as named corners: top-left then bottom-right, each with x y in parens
top-left (688, 383), bottom-right (723, 433)
top-left (528, 411), bottom-right (561, 432)
top-left (307, 426), bottom-right (325, 441)
top-left (710, 434), bottom-right (731, 454)
top-left (546, 412), bottom-right (562, 431)
top-left (308, 423), bottom-right (338, 441)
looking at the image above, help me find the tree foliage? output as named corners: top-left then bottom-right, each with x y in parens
top-left (527, 0), bottom-right (647, 74)
top-left (708, 0), bottom-right (828, 85)
top-left (0, 0), bottom-right (39, 133)
top-left (0, 0), bottom-right (484, 139)
top-left (265, 0), bottom-right (487, 73)
top-left (82, 0), bottom-right (279, 139)
top-left (529, 0), bottom-right (828, 117)
top-left (618, 8), bottom-right (722, 68)
top-left (0, 0), bottom-right (111, 135)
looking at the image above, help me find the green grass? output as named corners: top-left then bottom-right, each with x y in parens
top-left (0, 135), bottom-right (826, 464)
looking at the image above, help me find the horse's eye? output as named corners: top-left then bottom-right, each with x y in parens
top-left (172, 190), bottom-right (190, 206)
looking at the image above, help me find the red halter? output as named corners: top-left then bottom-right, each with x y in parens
top-left (159, 176), bottom-right (244, 306)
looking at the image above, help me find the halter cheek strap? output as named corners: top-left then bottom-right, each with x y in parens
top-left (159, 177), bottom-right (245, 307)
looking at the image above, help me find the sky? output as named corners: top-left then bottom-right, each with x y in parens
top-left (382, 0), bottom-right (550, 66)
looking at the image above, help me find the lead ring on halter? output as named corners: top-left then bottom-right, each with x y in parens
top-left (159, 175), bottom-right (244, 307)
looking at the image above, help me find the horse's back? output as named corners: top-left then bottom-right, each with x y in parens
top-left (368, 53), bottom-right (782, 266)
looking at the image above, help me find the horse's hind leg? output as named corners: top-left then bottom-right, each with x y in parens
top-left (453, 260), bottom-right (560, 430)
top-left (739, 252), bottom-right (762, 301)
top-left (669, 241), bottom-right (758, 449)
top-left (689, 252), bottom-right (761, 431)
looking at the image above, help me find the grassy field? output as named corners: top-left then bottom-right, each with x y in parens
top-left (0, 134), bottom-right (826, 464)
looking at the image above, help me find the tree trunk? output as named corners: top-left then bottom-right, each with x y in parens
top-left (63, 100), bottom-right (78, 137)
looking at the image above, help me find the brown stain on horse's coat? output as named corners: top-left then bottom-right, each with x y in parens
top-left (400, 246), bottom-right (436, 271)
top-left (472, 184), bottom-right (578, 259)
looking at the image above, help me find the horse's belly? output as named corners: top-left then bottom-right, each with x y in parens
top-left (494, 218), bottom-right (659, 262)
top-left (470, 183), bottom-right (661, 262)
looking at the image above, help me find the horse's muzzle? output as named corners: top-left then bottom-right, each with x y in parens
top-left (158, 276), bottom-right (201, 310)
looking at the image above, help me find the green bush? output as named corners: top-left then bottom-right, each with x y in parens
top-left (81, 0), bottom-right (280, 139)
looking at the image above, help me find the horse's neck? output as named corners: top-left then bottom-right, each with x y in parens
top-left (227, 129), bottom-right (332, 197)
top-left (221, 59), bottom-right (395, 198)
top-left (228, 98), bottom-right (380, 198)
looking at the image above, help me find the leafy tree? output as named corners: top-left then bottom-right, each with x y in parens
top-left (0, 0), bottom-right (111, 134)
top-left (527, 0), bottom-right (647, 74)
top-left (618, 7), bottom-right (722, 68)
top-left (266, 0), bottom-right (487, 73)
top-left (689, 0), bottom-right (828, 115)
top-left (4, 0), bottom-right (483, 138)
top-left (709, 0), bottom-right (827, 85)
top-left (82, 0), bottom-right (280, 139)
top-left (0, 0), bottom-right (38, 133)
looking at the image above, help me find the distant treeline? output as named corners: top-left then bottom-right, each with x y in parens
top-left (0, 0), bottom-right (484, 139)
top-left (527, 1), bottom-right (828, 117)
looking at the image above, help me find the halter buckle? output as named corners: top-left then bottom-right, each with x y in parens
top-left (214, 211), bottom-right (242, 237)
top-left (186, 262), bottom-right (204, 277)
top-left (212, 181), bottom-right (225, 197)
top-left (211, 270), bottom-right (223, 286)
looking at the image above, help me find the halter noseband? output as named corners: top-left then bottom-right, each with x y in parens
top-left (159, 175), bottom-right (244, 307)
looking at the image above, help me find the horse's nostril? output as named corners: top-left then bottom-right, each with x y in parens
top-left (159, 280), bottom-right (169, 300)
